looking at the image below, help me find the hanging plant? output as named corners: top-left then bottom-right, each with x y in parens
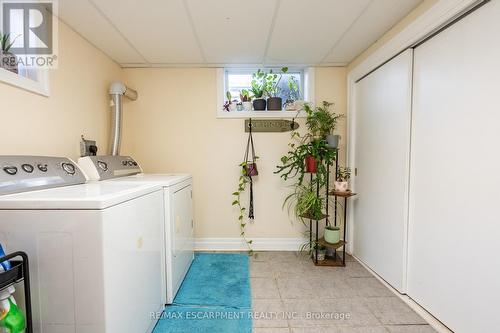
top-left (231, 120), bottom-right (258, 254)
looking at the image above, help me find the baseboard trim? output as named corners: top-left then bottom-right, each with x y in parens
top-left (194, 237), bottom-right (306, 251)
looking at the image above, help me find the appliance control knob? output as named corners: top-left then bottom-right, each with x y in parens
top-left (62, 163), bottom-right (76, 175)
top-left (37, 164), bottom-right (48, 172)
top-left (21, 164), bottom-right (34, 173)
top-left (3, 166), bottom-right (18, 175)
top-left (97, 161), bottom-right (108, 171)
top-left (133, 162), bottom-right (138, 166)
top-left (122, 160), bottom-right (128, 166)
top-left (127, 161), bottom-right (134, 166)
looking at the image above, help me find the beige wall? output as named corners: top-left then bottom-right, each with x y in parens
top-left (0, 22), bottom-right (122, 160)
top-left (121, 67), bottom-right (347, 239)
top-left (348, 0), bottom-right (439, 72)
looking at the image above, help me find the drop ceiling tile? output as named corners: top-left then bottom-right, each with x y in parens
top-left (324, 0), bottom-right (423, 63)
top-left (91, 0), bottom-right (204, 64)
top-left (186, 0), bottom-right (277, 64)
top-left (58, 0), bottom-right (144, 64)
top-left (266, 0), bottom-right (370, 64)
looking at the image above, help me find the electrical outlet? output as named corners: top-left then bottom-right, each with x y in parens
top-left (80, 136), bottom-right (98, 157)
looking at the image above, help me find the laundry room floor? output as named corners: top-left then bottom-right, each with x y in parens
top-left (250, 252), bottom-right (437, 333)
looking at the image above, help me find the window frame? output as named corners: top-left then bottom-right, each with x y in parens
top-left (0, 67), bottom-right (50, 96)
top-left (0, 2), bottom-right (51, 96)
top-left (216, 67), bottom-right (315, 119)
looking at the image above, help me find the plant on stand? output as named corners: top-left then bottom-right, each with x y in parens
top-left (304, 101), bottom-right (344, 148)
top-left (334, 166), bottom-right (351, 192)
top-left (240, 89), bottom-right (253, 111)
top-left (265, 67), bottom-right (288, 110)
top-left (250, 70), bottom-right (267, 111)
top-left (275, 101), bottom-right (339, 257)
top-left (0, 32), bottom-right (19, 74)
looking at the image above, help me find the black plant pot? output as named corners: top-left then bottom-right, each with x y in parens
top-left (253, 98), bottom-right (266, 111)
top-left (267, 97), bottom-right (282, 110)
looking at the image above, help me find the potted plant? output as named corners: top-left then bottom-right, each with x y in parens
top-left (250, 69), bottom-right (267, 110)
top-left (313, 245), bottom-right (326, 261)
top-left (304, 101), bottom-right (344, 147)
top-left (240, 89), bottom-right (253, 111)
top-left (305, 155), bottom-right (317, 173)
top-left (284, 76), bottom-right (302, 111)
top-left (334, 167), bottom-right (351, 192)
top-left (223, 91), bottom-right (238, 112)
top-left (265, 67), bottom-right (288, 110)
top-left (0, 32), bottom-right (19, 74)
top-left (324, 225), bottom-right (340, 244)
top-left (283, 184), bottom-right (324, 222)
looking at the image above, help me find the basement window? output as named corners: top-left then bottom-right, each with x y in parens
top-left (216, 67), bottom-right (315, 118)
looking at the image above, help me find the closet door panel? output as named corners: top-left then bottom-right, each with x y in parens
top-left (353, 49), bottom-right (413, 293)
top-left (408, 2), bottom-right (500, 332)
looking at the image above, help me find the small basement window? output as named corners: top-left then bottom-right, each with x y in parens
top-left (217, 67), bottom-right (315, 118)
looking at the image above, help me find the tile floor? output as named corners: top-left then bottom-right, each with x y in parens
top-left (250, 252), bottom-right (436, 333)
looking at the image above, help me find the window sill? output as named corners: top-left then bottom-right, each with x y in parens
top-left (217, 110), bottom-right (307, 119)
top-left (0, 68), bottom-right (50, 96)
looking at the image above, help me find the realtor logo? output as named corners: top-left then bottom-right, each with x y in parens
top-left (1, 0), bottom-right (57, 68)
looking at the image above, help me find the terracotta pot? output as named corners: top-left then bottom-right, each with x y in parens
top-left (244, 163), bottom-right (258, 176)
top-left (305, 155), bottom-right (317, 173)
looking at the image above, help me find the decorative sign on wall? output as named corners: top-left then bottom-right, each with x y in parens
top-left (244, 119), bottom-right (300, 133)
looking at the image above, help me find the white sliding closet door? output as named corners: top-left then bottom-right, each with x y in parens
top-left (353, 50), bottom-right (413, 293)
top-left (408, 2), bottom-right (500, 332)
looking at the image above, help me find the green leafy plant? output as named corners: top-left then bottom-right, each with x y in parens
top-left (336, 166), bottom-right (351, 182)
top-left (283, 184), bottom-right (325, 222)
top-left (304, 101), bottom-right (344, 139)
top-left (287, 76), bottom-right (301, 102)
top-left (240, 89), bottom-right (252, 102)
top-left (275, 132), bottom-right (336, 187)
top-left (250, 69), bottom-right (267, 98)
top-left (231, 158), bottom-right (259, 254)
top-left (0, 33), bottom-right (18, 53)
top-left (265, 67), bottom-right (288, 97)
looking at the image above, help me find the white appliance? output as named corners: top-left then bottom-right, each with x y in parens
top-left (78, 155), bottom-right (194, 304)
top-left (0, 156), bottom-right (164, 333)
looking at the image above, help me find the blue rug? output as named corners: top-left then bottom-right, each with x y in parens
top-left (152, 253), bottom-right (252, 333)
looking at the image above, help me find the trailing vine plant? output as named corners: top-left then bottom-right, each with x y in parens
top-left (232, 158), bottom-right (258, 255)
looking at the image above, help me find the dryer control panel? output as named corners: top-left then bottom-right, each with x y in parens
top-left (0, 156), bottom-right (87, 195)
top-left (78, 155), bottom-right (142, 181)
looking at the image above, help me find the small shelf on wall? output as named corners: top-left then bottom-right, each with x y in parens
top-left (328, 190), bottom-right (357, 198)
top-left (217, 110), bottom-right (307, 119)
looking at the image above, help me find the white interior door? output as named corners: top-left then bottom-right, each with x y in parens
top-left (353, 49), bottom-right (413, 293)
top-left (408, 2), bottom-right (500, 332)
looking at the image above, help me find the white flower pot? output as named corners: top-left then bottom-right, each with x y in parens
top-left (334, 181), bottom-right (349, 192)
top-left (229, 103), bottom-right (237, 112)
top-left (242, 101), bottom-right (253, 111)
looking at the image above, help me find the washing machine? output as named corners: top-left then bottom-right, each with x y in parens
top-left (0, 156), bottom-right (164, 333)
top-left (78, 155), bottom-right (194, 304)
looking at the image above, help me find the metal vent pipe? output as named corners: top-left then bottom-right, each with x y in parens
top-left (109, 82), bottom-right (138, 156)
